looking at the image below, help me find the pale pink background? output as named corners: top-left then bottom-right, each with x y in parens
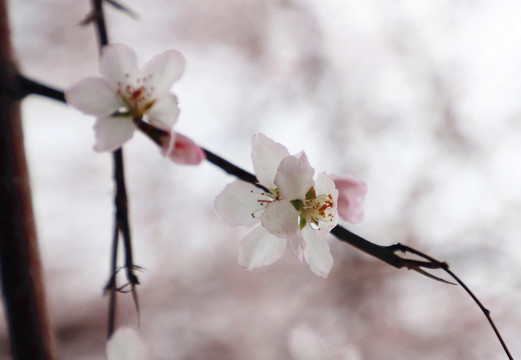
top-left (2, 0), bottom-right (520, 359)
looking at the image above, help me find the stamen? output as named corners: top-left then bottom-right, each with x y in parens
top-left (301, 192), bottom-right (335, 226)
top-left (257, 199), bottom-right (272, 206)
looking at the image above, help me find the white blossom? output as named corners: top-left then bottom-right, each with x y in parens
top-left (215, 134), bottom-right (367, 277)
top-left (66, 44), bottom-right (184, 152)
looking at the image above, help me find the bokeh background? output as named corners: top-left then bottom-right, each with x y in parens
top-left (2, 0), bottom-right (521, 359)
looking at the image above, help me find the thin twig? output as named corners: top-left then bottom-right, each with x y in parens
top-left (390, 243), bottom-right (513, 360)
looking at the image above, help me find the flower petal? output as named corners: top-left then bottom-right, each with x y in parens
top-left (287, 231), bottom-right (305, 262)
top-left (251, 133), bottom-right (290, 188)
top-left (331, 174), bottom-right (368, 223)
top-left (167, 133), bottom-right (205, 165)
top-left (65, 78), bottom-right (121, 116)
top-left (261, 200), bottom-right (299, 238)
top-left (99, 44), bottom-right (139, 89)
top-left (140, 49), bottom-right (185, 97)
top-left (302, 226), bottom-right (333, 278)
top-left (313, 172), bottom-right (338, 201)
top-left (146, 94), bottom-right (180, 130)
top-left (215, 180), bottom-right (266, 227)
top-left (275, 153), bottom-right (315, 200)
top-left (106, 327), bottom-right (148, 360)
top-left (239, 226), bottom-right (287, 270)
top-left (93, 116), bottom-right (135, 152)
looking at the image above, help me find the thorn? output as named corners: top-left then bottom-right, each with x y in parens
top-left (410, 267), bottom-right (457, 285)
top-left (80, 11), bottom-right (97, 26)
top-left (104, 0), bottom-right (139, 19)
top-left (131, 286), bottom-right (140, 326)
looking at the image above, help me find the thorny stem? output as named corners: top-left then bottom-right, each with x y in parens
top-left (90, 0), bottom-right (139, 337)
top-left (113, 148), bottom-right (140, 286)
top-left (14, 78), bottom-right (514, 359)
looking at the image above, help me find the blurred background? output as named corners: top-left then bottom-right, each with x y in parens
top-left (2, 0), bottom-right (521, 358)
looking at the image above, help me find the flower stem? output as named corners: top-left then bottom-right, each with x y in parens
top-left (202, 148), bottom-right (261, 187)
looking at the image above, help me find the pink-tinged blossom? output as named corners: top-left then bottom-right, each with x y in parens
top-left (330, 174), bottom-right (368, 223)
top-left (159, 131), bottom-right (205, 165)
top-left (106, 327), bottom-right (148, 360)
top-left (65, 43), bottom-right (201, 164)
top-left (215, 133), bottom-right (367, 278)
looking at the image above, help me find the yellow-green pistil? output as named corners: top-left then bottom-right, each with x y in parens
top-left (291, 187), bottom-right (334, 229)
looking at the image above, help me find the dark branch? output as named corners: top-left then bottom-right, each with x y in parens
top-left (331, 226), bottom-right (439, 269)
top-left (202, 148), bottom-right (262, 188)
top-left (134, 118), bottom-right (166, 146)
top-left (0, 78), bottom-right (486, 269)
top-left (113, 148), bottom-right (139, 287)
top-left (0, 79), bottom-right (479, 270)
top-left (91, 0), bottom-right (109, 48)
top-left (17, 76), bottom-right (65, 102)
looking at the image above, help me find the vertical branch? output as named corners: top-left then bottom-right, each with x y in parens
top-left (113, 149), bottom-right (139, 287)
top-left (90, 0), bottom-right (139, 337)
top-left (0, 0), bottom-right (57, 358)
top-left (91, 0), bottom-right (109, 47)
